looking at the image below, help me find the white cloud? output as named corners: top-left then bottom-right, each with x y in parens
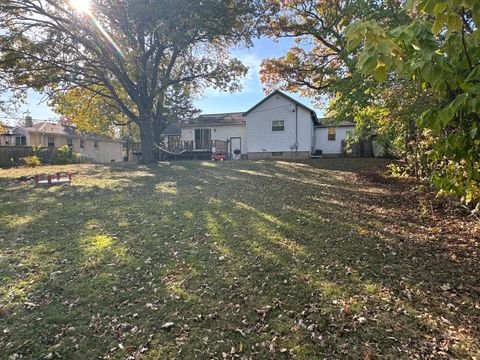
top-left (203, 53), bottom-right (263, 97)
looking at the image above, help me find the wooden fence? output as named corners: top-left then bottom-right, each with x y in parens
top-left (0, 146), bottom-right (57, 167)
top-left (342, 139), bottom-right (374, 157)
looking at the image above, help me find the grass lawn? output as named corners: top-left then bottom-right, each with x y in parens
top-left (0, 159), bottom-right (479, 359)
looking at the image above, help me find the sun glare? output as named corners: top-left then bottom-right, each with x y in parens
top-left (70, 0), bottom-right (91, 14)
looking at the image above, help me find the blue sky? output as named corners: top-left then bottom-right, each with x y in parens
top-left (195, 37), bottom-right (323, 115)
top-left (1, 37), bottom-right (324, 124)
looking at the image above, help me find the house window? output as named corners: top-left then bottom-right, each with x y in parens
top-left (272, 120), bottom-right (285, 132)
top-left (67, 138), bottom-right (73, 148)
top-left (328, 127), bottom-right (336, 141)
top-left (80, 139), bottom-right (85, 149)
top-left (15, 136), bottom-right (26, 146)
top-left (94, 140), bottom-right (99, 149)
top-left (47, 136), bottom-right (55, 147)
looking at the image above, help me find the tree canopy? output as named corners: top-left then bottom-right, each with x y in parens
top-left (259, 0), bottom-right (408, 107)
top-left (347, 0), bottom-right (480, 206)
top-left (0, 0), bottom-right (261, 162)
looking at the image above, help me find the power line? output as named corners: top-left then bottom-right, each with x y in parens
top-left (0, 117), bottom-right (59, 125)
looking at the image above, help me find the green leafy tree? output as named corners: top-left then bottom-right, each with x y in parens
top-left (0, 0), bottom-right (260, 163)
top-left (259, 0), bottom-right (408, 112)
top-left (346, 0), bottom-right (480, 207)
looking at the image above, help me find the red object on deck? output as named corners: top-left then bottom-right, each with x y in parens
top-left (34, 175), bottom-right (39, 185)
top-left (56, 172), bottom-right (61, 181)
top-left (47, 175), bottom-right (52, 184)
top-left (68, 172), bottom-right (72, 182)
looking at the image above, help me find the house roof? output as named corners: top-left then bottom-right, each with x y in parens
top-left (162, 123), bottom-right (182, 135)
top-left (25, 121), bottom-right (124, 143)
top-left (0, 126), bottom-right (25, 136)
top-left (316, 118), bottom-right (355, 128)
top-left (183, 112), bottom-right (246, 127)
top-left (244, 90), bottom-right (319, 124)
top-left (28, 122), bottom-right (77, 136)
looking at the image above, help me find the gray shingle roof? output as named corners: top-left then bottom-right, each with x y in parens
top-left (162, 123), bottom-right (182, 135)
top-left (316, 118), bottom-right (355, 128)
top-left (184, 112), bottom-right (246, 126)
top-left (0, 126), bottom-right (24, 136)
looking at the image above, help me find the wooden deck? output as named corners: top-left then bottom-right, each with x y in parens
top-left (131, 140), bottom-right (229, 160)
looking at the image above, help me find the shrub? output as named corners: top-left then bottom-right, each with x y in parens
top-left (22, 155), bottom-right (41, 167)
top-left (32, 145), bottom-right (42, 156)
top-left (56, 145), bottom-right (71, 164)
top-left (386, 163), bottom-right (409, 178)
top-left (71, 152), bottom-right (81, 163)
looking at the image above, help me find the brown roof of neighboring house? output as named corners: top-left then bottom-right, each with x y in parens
top-left (26, 122), bottom-right (124, 143)
top-left (184, 112), bottom-right (246, 127)
top-left (28, 122), bottom-right (77, 136)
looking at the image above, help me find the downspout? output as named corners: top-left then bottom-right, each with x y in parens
top-left (295, 104), bottom-right (298, 152)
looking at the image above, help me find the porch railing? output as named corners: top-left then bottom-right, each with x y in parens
top-left (132, 139), bottom-right (229, 154)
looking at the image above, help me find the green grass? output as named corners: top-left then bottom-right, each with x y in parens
top-left (0, 159), bottom-right (478, 359)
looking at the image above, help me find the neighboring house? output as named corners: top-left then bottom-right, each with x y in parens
top-left (161, 90), bottom-right (355, 160)
top-left (0, 126), bottom-right (28, 146)
top-left (0, 117), bottom-right (124, 163)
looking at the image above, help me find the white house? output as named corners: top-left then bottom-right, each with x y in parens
top-left (314, 122), bottom-right (357, 156)
top-left (161, 91), bottom-right (355, 160)
top-left (245, 91), bottom-right (316, 159)
top-left (181, 113), bottom-right (246, 157)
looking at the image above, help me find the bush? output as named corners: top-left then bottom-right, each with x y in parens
top-left (386, 163), bottom-right (409, 178)
top-left (56, 145), bottom-right (82, 164)
top-left (32, 145), bottom-right (42, 156)
top-left (21, 155), bottom-right (41, 167)
top-left (72, 152), bottom-right (81, 163)
top-left (56, 145), bottom-right (71, 164)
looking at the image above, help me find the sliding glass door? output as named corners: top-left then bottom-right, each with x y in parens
top-left (194, 129), bottom-right (211, 150)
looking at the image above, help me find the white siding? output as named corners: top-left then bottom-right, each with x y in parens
top-left (246, 94), bottom-right (314, 153)
top-left (80, 139), bottom-right (124, 163)
top-left (181, 124), bottom-right (246, 154)
top-left (32, 134), bottom-right (123, 163)
top-left (314, 126), bottom-right (354, 155)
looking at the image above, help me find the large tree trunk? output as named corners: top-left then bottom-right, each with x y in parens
top-left (153, 121), bottom-right (163, 146)
top-left (139, 121), bottom-right (155, 164)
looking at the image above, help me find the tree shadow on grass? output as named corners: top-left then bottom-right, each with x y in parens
top-left (0, 159), bottom-right (478, 359)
